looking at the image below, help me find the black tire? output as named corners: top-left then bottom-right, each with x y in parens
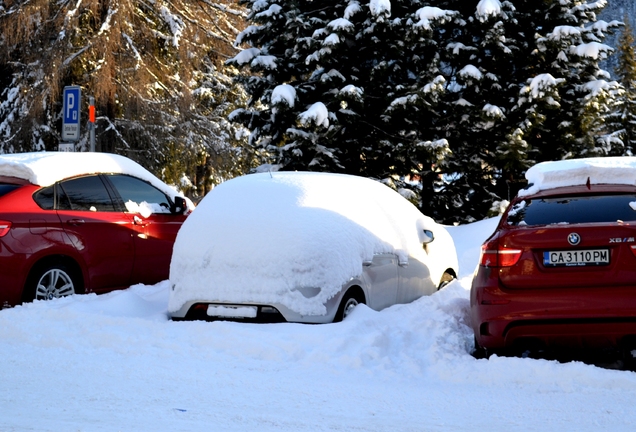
top-left (620, 337), bottom-right (636, 371)
top-left (472, 337), bottom-right (489, 359)
top-left (334, 289), bottom-right (365, 322)
top-left (438, 271), bottom-right (455, 290)
top-left (23, 261), bottom-right (81, 303)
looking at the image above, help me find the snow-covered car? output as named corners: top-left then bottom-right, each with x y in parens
top-left (168, 172), bottom-right (459, 323)
top-left (0, 152), bottom-right (192, 308)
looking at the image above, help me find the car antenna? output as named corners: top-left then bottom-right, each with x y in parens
top-left (586, 176), bottom-right (591, 189)
top-left (269, 168), bottom-right (273, 178)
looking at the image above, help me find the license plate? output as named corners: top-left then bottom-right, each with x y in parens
top-left (543, 249), bottom-right (610, 267)
top-left (207, 305), bottom-right (258, 318)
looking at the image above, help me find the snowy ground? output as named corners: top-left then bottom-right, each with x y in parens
top-left (2, 217), bottom-right (636, 431)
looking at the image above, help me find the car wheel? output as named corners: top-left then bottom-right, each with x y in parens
top-left (334, 289), bottom-right (365, 322)
top-left (472, 337), bottom-right (489, 359)
top-left (24, 262), bottom-right (80, 302)
top-left (438, 271), bottom-right (455, 290)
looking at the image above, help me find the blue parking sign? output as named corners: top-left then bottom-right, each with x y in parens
top-left (62, 86), bottom-right (81, 141)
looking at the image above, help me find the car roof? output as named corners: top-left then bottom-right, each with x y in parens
top-left (515, 183), bottom-right (636, 201)
top-left (0, 152), bottom-right (180, 199)
top-left (519, 156), bottom-right (636, 197)
top-left (0, 175), bottom-right (31, 186)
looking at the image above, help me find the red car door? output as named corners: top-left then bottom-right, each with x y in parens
top-left (130, 212), bottom-right (185, 284)
top-left (105, 174), bottom-right (186, 285)
top-left (55, 176), bottom-right (135, 291)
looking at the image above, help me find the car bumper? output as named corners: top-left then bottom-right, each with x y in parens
top-left (0, 252), bottom-right (30, 308)
top-left (169, 298), bottom-right (340, 324)
top-left (471, 268), bottom-right (636, 350)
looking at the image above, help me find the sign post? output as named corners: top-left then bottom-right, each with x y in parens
top-left (88, 96), bottom-right (96, 152)
top-left (61, 86), bottom-right (81, 150)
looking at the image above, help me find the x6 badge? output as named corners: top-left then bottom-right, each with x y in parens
top-left (568, 233), bottom-right (581, 245)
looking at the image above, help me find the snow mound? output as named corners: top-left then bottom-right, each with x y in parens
top-left (232, 47), bottom-right (260, 65)
top-left (413, 6), bottom-right (455, 30)
top-left (476, 0), bottom-right (502, 20)
top-left (459, 64), bottom-right (482, 80)
top-left (520, 156), bottom-right (636, 197)
top-left (370, 0), bottom-right (390, 17)
top-left (298, 102), bottom-right (329, 127)
top-left (169, 172), bottom-right (452, 316)
top-left (271, 84), bottom-right (296, 108)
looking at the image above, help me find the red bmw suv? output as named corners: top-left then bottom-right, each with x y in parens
top-left (471, 157), bottom-right (636, 357)
top-left (0, 152), bottom-right (190, 309)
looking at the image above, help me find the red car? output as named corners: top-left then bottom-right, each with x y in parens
top-left (471, 157), bottom-right (636, 357)
top-left (0, 152), bottom-right (190, 309)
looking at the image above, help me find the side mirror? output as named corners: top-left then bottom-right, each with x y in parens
top-left (421, 229), bottom-right (435, 245)
top-left (173, 196), bottom-right (187, 215)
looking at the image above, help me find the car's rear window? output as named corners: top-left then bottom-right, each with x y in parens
top-left (506, 193), bottom-right (636, 226)
top-left (0, 183), bottom-right (21, 198)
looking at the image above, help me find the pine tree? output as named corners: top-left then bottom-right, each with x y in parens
top-left (0, 0), bottom-right (250, 196)
top-left (229, 0), bottom-right (457, 196)
top-left (515, 0), bottom-right (622, 161)
top-left (431, 0), bottom-right (530, 222)
top-left (614, 17), bottom-right (636, 155)
top-left (435, 0), bottom-right (621, 222)
top-left (230, 0), bottom-right (621, 223)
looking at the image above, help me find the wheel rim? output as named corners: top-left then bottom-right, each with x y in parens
top-left (438, 279), bottom-right (451, 290)
top-left (35, 269), bottom-right (75, 300)
top-left (438, 272), bottom-right (455, 290)
top-left (342, 298), bottom-right (359, 319)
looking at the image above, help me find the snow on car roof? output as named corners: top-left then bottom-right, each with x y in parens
top-left (169, 171), bottom-right (452, 316)
top-left (519, 156), bottom-right (636, 197)
top-left (0, 152), bottom-right (181, 199)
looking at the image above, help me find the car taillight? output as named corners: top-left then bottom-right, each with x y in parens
top-left (498, 248), bottom-right (523, 267)
top-left (0, 221), bottom-right (11, 237)
top-left (479, 240), bottom-right (522, 268)
top-left (479, 244), bottom-right (499, 267)
top-left (631, 245), bottom-right (636, 258)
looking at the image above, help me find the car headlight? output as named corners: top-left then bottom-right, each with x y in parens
top-left (293, 287), bottom-right (322, 299)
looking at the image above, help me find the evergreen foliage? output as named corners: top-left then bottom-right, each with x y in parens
top-left (0, 0), bottom-right (252, 196)
top-left (228, 1), bottom-right (456, 193)
top-left (434, 0), bottom-right (527, 221)
top-left (598, 0), bottom-right (636, 75)
top-left (437, 0), bottom-right (622, 221)
top-left (614, 17), bottom-right (636, 154)
top-left (516, 1), bottom-right (622, 160)
top-left (231, 0), bottom-right (622, 223)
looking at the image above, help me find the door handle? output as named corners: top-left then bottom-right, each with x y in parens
top-left (66, 219), bottom-right (85, 226)
top-left (133, 215), bottom-right (148, 227)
